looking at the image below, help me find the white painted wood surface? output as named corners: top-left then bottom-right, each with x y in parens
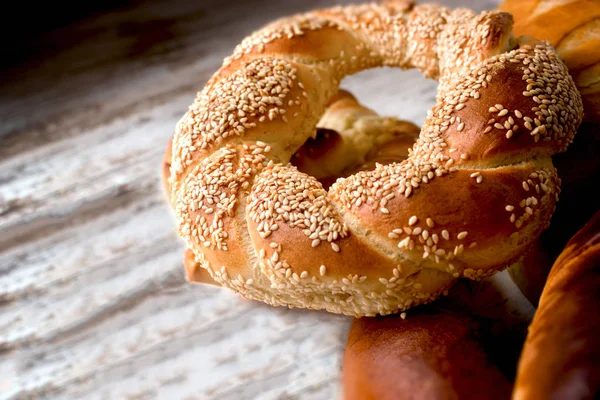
top-left (0, 0), bottom-right (507, 398)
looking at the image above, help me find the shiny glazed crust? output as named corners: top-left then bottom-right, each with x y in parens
top-left (343, 310), bottom-right (513, 400)
top-left (513, 211), bottom-right (600, 400)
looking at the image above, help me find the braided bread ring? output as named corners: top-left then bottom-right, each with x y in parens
top-left (167, 1), bottom-right (582, 316)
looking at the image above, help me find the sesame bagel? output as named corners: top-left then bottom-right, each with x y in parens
top-left (166, 1), bottom-right (583, 316)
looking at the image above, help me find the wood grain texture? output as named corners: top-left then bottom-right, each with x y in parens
top-left (0, 0), bottom-right (502, 398)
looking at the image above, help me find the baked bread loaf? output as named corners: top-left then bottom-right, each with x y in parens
top-left (165, 0), bottom-right (583, 316)
top-left (344, 311), bottom-right (512, 400)
top-left (498, 0), bottom-right (600, 122)
top-left (342, 277), bottom-right (535, 400)
top-left (514, 211), bottom-right (600, 400)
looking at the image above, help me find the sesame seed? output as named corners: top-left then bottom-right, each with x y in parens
top-left (408, 216), bottom-right (418, 226)
top-left (516, 220), bottom-right (523, 229)
top-left (505, 205), bottom-right (514, 211)
top-left (457, 231), bottom-right (468, 240)
top-left (320, 265), bottom-right (326, 276)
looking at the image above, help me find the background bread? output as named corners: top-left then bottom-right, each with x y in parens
top-left (343, 277), bottom-right (533, 400)
top-left (344, 311), bottom-right (512, 400)
top-left (498, 0), bottom-right (600, 122)
top-left (514, 211), bottom-right (600, 400)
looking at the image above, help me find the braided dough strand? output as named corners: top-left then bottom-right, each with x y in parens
top-left (168, 1), bottom-right (582, 316)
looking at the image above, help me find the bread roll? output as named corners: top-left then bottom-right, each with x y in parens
top-left (165, 0), bottom-right (582, 316)
top-left (514, 211), bottom-right (600, 400)
top-left (342, 277), bottom-right (533, 400)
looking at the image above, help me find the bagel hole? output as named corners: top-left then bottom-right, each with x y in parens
top-left (341, 67), bottom-right (437, 125)
top-left (291, 68), bottom-right (437, 188)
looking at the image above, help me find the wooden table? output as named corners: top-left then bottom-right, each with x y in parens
top-left (1, 0), bottom-right (505, 398)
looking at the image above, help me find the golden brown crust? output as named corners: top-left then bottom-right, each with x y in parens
top-left (514, 211), bottom-right (600, 400)
top-left (556, 18), bottom-right (600, 73)
top-left (166, 1), bottom-right (583, 316)
top-left (343, 307), bottom-right (513, 400)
